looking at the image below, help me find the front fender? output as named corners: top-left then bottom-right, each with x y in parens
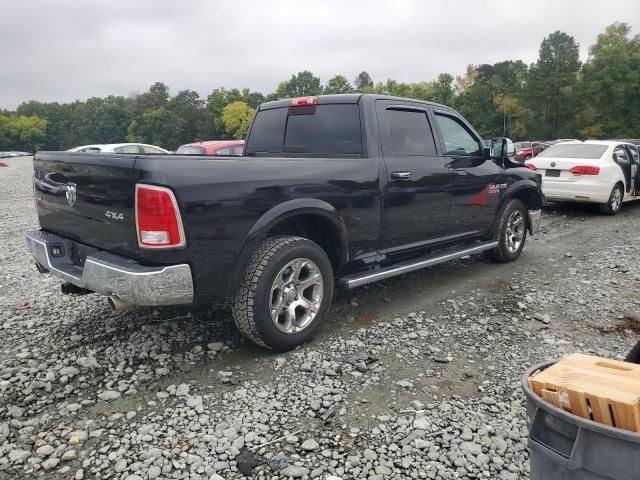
top-left (500, 177), bottom-right (545, 209)
top-left (224, 198), bottom-right (348, 296)
top-left (492, 178), bottom-right (545, 236)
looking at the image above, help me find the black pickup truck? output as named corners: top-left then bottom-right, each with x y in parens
top-left (26, 94), bottom-right (543, 351)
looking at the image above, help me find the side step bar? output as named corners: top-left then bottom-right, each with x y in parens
top-left (340, 241), bottom-right (498, 289)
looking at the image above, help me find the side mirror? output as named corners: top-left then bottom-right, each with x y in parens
top-left (491, 137), bottom-right (515, 158)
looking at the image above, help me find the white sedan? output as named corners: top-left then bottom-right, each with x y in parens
top-left (67, 143), bottom-right (170, 154)
top-left (525, 140), bottom-right (640, 215)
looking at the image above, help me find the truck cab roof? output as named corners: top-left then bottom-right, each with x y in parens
top-left (259, 93), bottom-right (456, 113)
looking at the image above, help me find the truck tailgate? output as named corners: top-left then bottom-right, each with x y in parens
top-left (33, 152), bottom-right (139, 256)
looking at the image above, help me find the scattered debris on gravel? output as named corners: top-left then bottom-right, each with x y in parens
top-left (1, 156), bottom-right (639, 479)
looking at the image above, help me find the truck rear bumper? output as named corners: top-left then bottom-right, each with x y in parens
top-left (25, 229), bottom-right (194, 306)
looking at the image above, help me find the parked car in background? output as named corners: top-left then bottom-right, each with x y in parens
top-left (175, 140), bottom-right (244, 156)
top-left (0, 151), bottom-right (31, 157)
top-left (526, 140), bottom-right (640, 215)
top-left (515, 139), bottom-right (578, 162)
top-left (514, 141), bottom-right (532, 151)
top-left (67, 143), bottom-right (170, 154)
top-left (515, 141), bottom-right (549, 162)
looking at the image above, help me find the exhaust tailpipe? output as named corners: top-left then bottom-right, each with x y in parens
top-left (107, 295), bottom-right (132, 312)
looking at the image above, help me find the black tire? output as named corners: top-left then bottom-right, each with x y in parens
top-left (232, 236), bottom-right (334, 351)
top-left (486, 198), bottom-right (528, 263)
top-left (599, 183), bottom-right (624, 215)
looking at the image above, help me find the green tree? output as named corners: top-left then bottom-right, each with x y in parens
top-left (526, 31), bottom-right (581, 139)
top-left (133, 82), bottom-right (170, 116)
top-left (222, 101), bottom-right (254, 139)
top-left (432, 73), bottom-right (455, 106)
top-left (200, 87), bottom-right (244, 140)
top-left (354, 71), bottom-right (373, 90)
top-left (580, 23), bottom-right (640, 137)
top-left (455, 65), bottom-right (477, 93)
top-left (324, 75), bottom-right (353, 94)
top-left (277, 71), bottom-right (322, 98)
top-left (16, 101), bottom-right (68, 149)
top-left (166, 89), bottom-right (204, 146)
top-left (93, 96), bottom-right (130, 143)
top-left (0, 114), bottom-right (47, 151)
top-left (126, 107), bottom-right (173, 147)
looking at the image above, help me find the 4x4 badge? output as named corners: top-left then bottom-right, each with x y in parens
top-left (65, 183), bottom-right (77, 206)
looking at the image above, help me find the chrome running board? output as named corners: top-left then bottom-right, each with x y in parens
top-left (340, 241), bottom-right (498, 289)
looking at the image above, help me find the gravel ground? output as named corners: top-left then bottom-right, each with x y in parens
top-left (1, 155), bottom-right (639, 480)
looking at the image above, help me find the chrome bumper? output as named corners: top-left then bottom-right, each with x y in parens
top-left (25, 230), bottom-right (194, 306)
top-left (528, 209), bottom-right (542, 235)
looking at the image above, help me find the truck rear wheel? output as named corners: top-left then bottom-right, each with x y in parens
top-left (232, 236), bottom-right (333, 351)
top-left (486, 198), bottom-right (528, 263)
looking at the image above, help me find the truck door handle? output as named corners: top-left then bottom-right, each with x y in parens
top-left (453, 169), bottom-right (469, 176)
top-left (390, 171), bottom-right (411, 180)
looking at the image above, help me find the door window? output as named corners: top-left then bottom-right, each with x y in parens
top-left (142, 145), bottom-right (166, 154)
top-left (115, 145), bottom-right (142, 154)
top-left (435, 114), bottom-right (481, 156)
top-left (614, 147), bottom-right (630, 165)
top-left (382, 109), bottom-right (436, 156)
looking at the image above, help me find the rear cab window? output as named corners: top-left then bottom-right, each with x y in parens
top-left (537, 144), bottom-right (608, 159)
top-left (245, 103), bottom-right (362, 156)
top-left (379, 107), bottom-right (437, 156)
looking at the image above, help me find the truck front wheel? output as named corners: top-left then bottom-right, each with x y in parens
top-left (232, 236), bottom-right (334, 351)
top-left (486, 198), bottom-right (528, 263)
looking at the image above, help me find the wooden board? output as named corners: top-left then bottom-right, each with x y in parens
top-left (529, 354), bottom-right (640, 432)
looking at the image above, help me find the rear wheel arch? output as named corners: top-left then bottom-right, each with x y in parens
top-left (225, 202), bottom-right (347, 297)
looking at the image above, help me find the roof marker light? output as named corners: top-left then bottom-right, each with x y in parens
top-left (289, 96), bottom-right (319, 106)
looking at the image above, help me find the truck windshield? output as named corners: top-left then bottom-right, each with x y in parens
top-left (537, 144), bottom-right (608, 159)
top-left (246, 104), bottom-right (362, 156)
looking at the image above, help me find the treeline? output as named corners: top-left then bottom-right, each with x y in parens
top-left (1, 22), bottom-right (639, 152)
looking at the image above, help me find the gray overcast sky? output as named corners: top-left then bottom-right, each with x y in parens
top-left (1, 0), bottom-right (638, 110)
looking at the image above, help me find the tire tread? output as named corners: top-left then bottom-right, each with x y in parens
top-left (487, 198), bottom-right (527, 263)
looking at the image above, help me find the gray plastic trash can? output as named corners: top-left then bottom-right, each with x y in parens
top-left (523, 361), bottom-right (640, 480)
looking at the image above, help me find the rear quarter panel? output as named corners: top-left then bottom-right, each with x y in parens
top-left (134, 155), bottom-right (381, 302)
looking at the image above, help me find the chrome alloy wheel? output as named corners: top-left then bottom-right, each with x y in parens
top-left (611, 187), bottom-right (622, 212)
top-left (269, 258), bottom-right (323, 334)
top-left (505, 210), bottom-right (525, 254)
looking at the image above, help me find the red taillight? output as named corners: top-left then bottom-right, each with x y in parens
top-left (289, 96), bottom-right (319, 106)
top-left (525, 163), bottom-right (537, 171)
top-left (570, 165), bottom-right (600, 175)
top-left (135, 184), bottom-right (185, 248)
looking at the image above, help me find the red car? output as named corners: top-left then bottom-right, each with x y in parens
top-left (514, 139), bottom-right (577, 162)
top-left (514, 141), bottom-right (548, 162)
top-left (176, 140), bottom-right (245, 156)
